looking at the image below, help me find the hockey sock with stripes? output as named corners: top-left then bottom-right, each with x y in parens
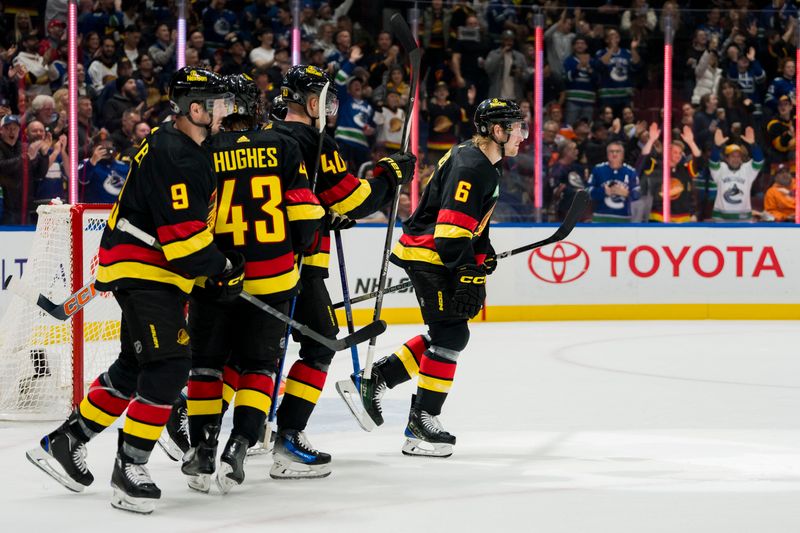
top-left (414, 348), bottom-right (458, 416)
top-left (277, 360), bottom-right (327, 431)
top-left (187, 368), bottom-right (223, 447)
top-left (76, 373), bottom-right (131, 440)
top-left (378, 334), bottom-right (430, 387)
top-left (221, 365), bottom-right (241, 414)
top-left (121, 395), bottom-right (172, 461)
top-left (232, 371), bottom-right (274, 446)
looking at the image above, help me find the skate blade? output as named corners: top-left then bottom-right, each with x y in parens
top-left (401, 438), bottom-right (453, 458)
top-left (110, 486), bottom-right (156, 514)
top-left (157, 434), bottom-right (184, 462)
top-left (186, 473), bottom-right (212, 493)
top-left (269, 457), bottom-right (331, 480)
top-left (247, 423), bottom-right (274, 456)
top-left (26, 446), bottom-right (86, 493)
top-left (215, 463), bottom-right (243, 495)
top-left (335, 379), bottom-right (377, 432)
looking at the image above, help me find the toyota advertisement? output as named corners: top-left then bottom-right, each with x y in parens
top-left (1, 225), bottom-right (798, 320)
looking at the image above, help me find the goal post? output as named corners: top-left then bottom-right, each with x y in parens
top-left (0, 204), bottom-right (120, 420)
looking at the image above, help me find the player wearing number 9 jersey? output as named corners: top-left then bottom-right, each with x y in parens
top-left (180, 73), bottom-right (325, 494)
top-left (26, 67), bottom-right (246, 514)
top-left (342, 98), bottom-right (528, 458)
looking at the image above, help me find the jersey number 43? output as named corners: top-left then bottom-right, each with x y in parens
top-left (216, 176), bottom-right (286, 246)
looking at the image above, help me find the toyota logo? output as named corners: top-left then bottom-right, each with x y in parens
top-left (528, 241), bottom-right (589, 284)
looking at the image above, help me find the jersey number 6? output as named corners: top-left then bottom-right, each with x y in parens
top-left (216, 176), bottom-right (286, 246)
top-left (455, 180), bottom-right (471, 202)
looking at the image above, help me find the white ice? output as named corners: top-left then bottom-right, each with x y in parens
top-left (2, 321), bottom-right (800, 533)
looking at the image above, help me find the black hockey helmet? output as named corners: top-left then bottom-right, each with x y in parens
top-left (169, 67), bottom-right (232, 116)
top-left (269, 95), bottom-right (288, 121)
top-left (474, 98), bottom-right (526, 137)
top-left (281, 64), bottom-right (339, 116)
top-left (225, 73), bottom-right (262, 120)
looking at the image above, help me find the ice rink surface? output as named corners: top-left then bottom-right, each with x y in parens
top-left (2, 321), bottom-right (799, 533)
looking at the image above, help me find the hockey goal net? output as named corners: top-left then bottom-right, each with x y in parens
top-left (0, 204), bottom-right (120, 420)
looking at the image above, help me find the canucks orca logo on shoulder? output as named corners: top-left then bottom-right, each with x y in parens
top-left (723, 183), bottom-right (743, 204)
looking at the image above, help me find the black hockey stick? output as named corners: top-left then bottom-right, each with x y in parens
top-left (115, 218), bottom-right (385, 352)
top-left (362, 13), bottom-right (422, 381)
top-left (331, 190), bottom-right (591, 309)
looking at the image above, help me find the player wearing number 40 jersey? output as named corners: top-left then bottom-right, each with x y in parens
top-left (339, 98), bottom-right (528, 458)
top-left (180, 73), bottom-right (325, 495)
top-left (26, 67), bottom-right (246, 514)
top-left (270, 64), bottom-right (415, 478)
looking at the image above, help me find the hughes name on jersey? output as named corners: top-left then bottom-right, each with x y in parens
top-left (278, 120), bottom-right (395, 276)
top-left (392, 140), bottom-right (498, 272)
top-left (96, 122), bottom-right (227, 293)
top-left (206, 125), bottom-right (324, 302)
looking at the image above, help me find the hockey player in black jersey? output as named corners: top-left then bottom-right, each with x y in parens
top-left (25, 67), bottom-right (246, 513)
top-left (180, 73), bottom-right (324, 494)
top-left (340, 98), bottom-right (528, 457)
top-left (267, 65), bottom-right (415, 478)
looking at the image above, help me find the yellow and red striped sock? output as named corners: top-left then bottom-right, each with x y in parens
top-left (233, 372), bottom-right (274, 446)
top-left (277, 360), bottom-right (327, 430)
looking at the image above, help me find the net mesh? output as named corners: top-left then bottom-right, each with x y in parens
top-left (0, 205), bottom-right (120, 420)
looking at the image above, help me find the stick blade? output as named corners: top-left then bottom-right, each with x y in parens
top-left (551, 190), bottom-right (589, 242)
top-left (389, 13), bottom-right (418, 52)
top-left (340, 320), bottom-right (387, 349)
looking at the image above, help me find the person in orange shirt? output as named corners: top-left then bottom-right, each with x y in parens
top-left (763, 165), bottom-right (796, 222)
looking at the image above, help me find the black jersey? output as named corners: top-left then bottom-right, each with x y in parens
top-left (96, 121), bottom-right (228, 293)
top-left (278, 120), bottom-right (394, 277)
top-left (391, 140), bottom-right (499, 273)
top-left (206, 125), bottom-right (324, 301)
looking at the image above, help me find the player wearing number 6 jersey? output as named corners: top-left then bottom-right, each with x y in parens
top-left (180, 73), bottom-right (324, 494)
top-left (341, 98), bottom-right (527, 458)
top-left (26, 67), bottom-right (246, 514)
top-left (269, 65), bottom-right (415, 477)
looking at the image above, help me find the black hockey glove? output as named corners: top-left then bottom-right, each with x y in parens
top-left (329, 211), bottom-right (356, 231)
top-left (452, 264), bottom-right (486, 319)
top-left (373, 152), bottom-right (416, 186)
top-left (483, 250), bottom-right (498, 275)
top-left (205, 250), bottom-right (246, 303)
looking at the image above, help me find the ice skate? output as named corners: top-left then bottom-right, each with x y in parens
top-left (246, 421), bottom-right (273, 456)
top-left (157, 394), bottom-right (189, 461)
top-left (181, 424), bottom-right (219, 493)
top-left (335, 360), bottom-right (387, 432)
top-left (270, 429), bottom-right (331, 479)
top-left (110, 450), bottom-right (161, 514)
top-left (26, 414), bottom-right (94, 493)
top-left (216, 435), bottom-right (248, 494)
top-left (402, 407), bottom-right (456, 458)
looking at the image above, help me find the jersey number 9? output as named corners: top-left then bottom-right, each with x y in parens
top-left (216, 176), bottom-right (286, 246)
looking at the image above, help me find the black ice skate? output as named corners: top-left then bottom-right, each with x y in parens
top-left (181, 424), bottom-right (219, 493)
top-left (110, 436), bottom-right (161, 514)
top-left (335, 360), bottom-right (387, 432)
top-left (157, 393), bottom-right (190, 461)
top-left (246, 421), bottom-right (274, 457)
top-left (270, 429), bottom-right (331, 479)
top-left (402, 407), bottom-right (456, 458)
top-left (26, 414), bottom-right (94, 492)
top-left (216, 435), bottom-right (248, 494)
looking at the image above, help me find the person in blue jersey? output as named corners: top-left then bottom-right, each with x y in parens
top-left (764, 59), bottom-right (796, 113)
top-left (77, 137), bottom-right (130, 204)
top-left (333, 45), bottom-right (376, 170)
top-left (595, 28), bottom-right (640, 117)
top-left (587, 140), bottom-right (640, 222)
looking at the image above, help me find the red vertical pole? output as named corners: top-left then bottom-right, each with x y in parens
top-left (18, 76), bottom-right (28, 225)
top-left (534, 10), bottom-right (544, 222)
top-left (410, 4), bottom-right (420, 211)
top-left (291, 0), bottom-right (301, 65)
top-left (71, 205), bottom-right (84, 406)
top-left (795, 27), bottom-right (800, 223)
top-left (663, 15), bottom-right (673, 223)
top-left (176, 0), bottom-right (186, 69)
top-left (68, 0), bottom-right (78, 204)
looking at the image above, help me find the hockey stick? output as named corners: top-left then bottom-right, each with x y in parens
top-left (267, 81), bottom-right (331, 425)
top-left (115, 217), bottom-right (385, 353)
top-left (331, 189), bottom-right (591, 310)
top-left (362, 13), bottom-right (422, 385)
top-left (334, 229), bottom-right (361, 376)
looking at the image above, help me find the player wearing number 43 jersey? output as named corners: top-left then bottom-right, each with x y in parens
top-left (268, 65), bottom-right (415, 478)
top-left (26, 67), bottom-right (247, 514)
top-left (180, 73), bottom-right (324, 494)
top-left (338, 98), bottom-right (528, 458)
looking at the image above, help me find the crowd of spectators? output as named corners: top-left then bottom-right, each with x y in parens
top-left (0, 0), bottom-right (796, 225)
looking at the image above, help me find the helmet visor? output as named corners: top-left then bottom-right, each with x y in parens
top-left (204, 93), bottom-right (236, 118)
top-left (321, 93), bottom-right (339, 116)
top-left (510, 121), bottom-right (529, 140)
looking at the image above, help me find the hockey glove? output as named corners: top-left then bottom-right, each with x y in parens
top-left (452, 264), bottom-right (486, 319)
top-left (205, 250), bottom-right (246, 303)
top-left (373, 152), bottom-right (416, 186)
top-left (483, 250), bottom-right (498, 275)
top-left (329, 211), bottom-right (356, 230)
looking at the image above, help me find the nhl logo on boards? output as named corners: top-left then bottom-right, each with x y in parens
top-left (528, 241), bottom-right (589, 284)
